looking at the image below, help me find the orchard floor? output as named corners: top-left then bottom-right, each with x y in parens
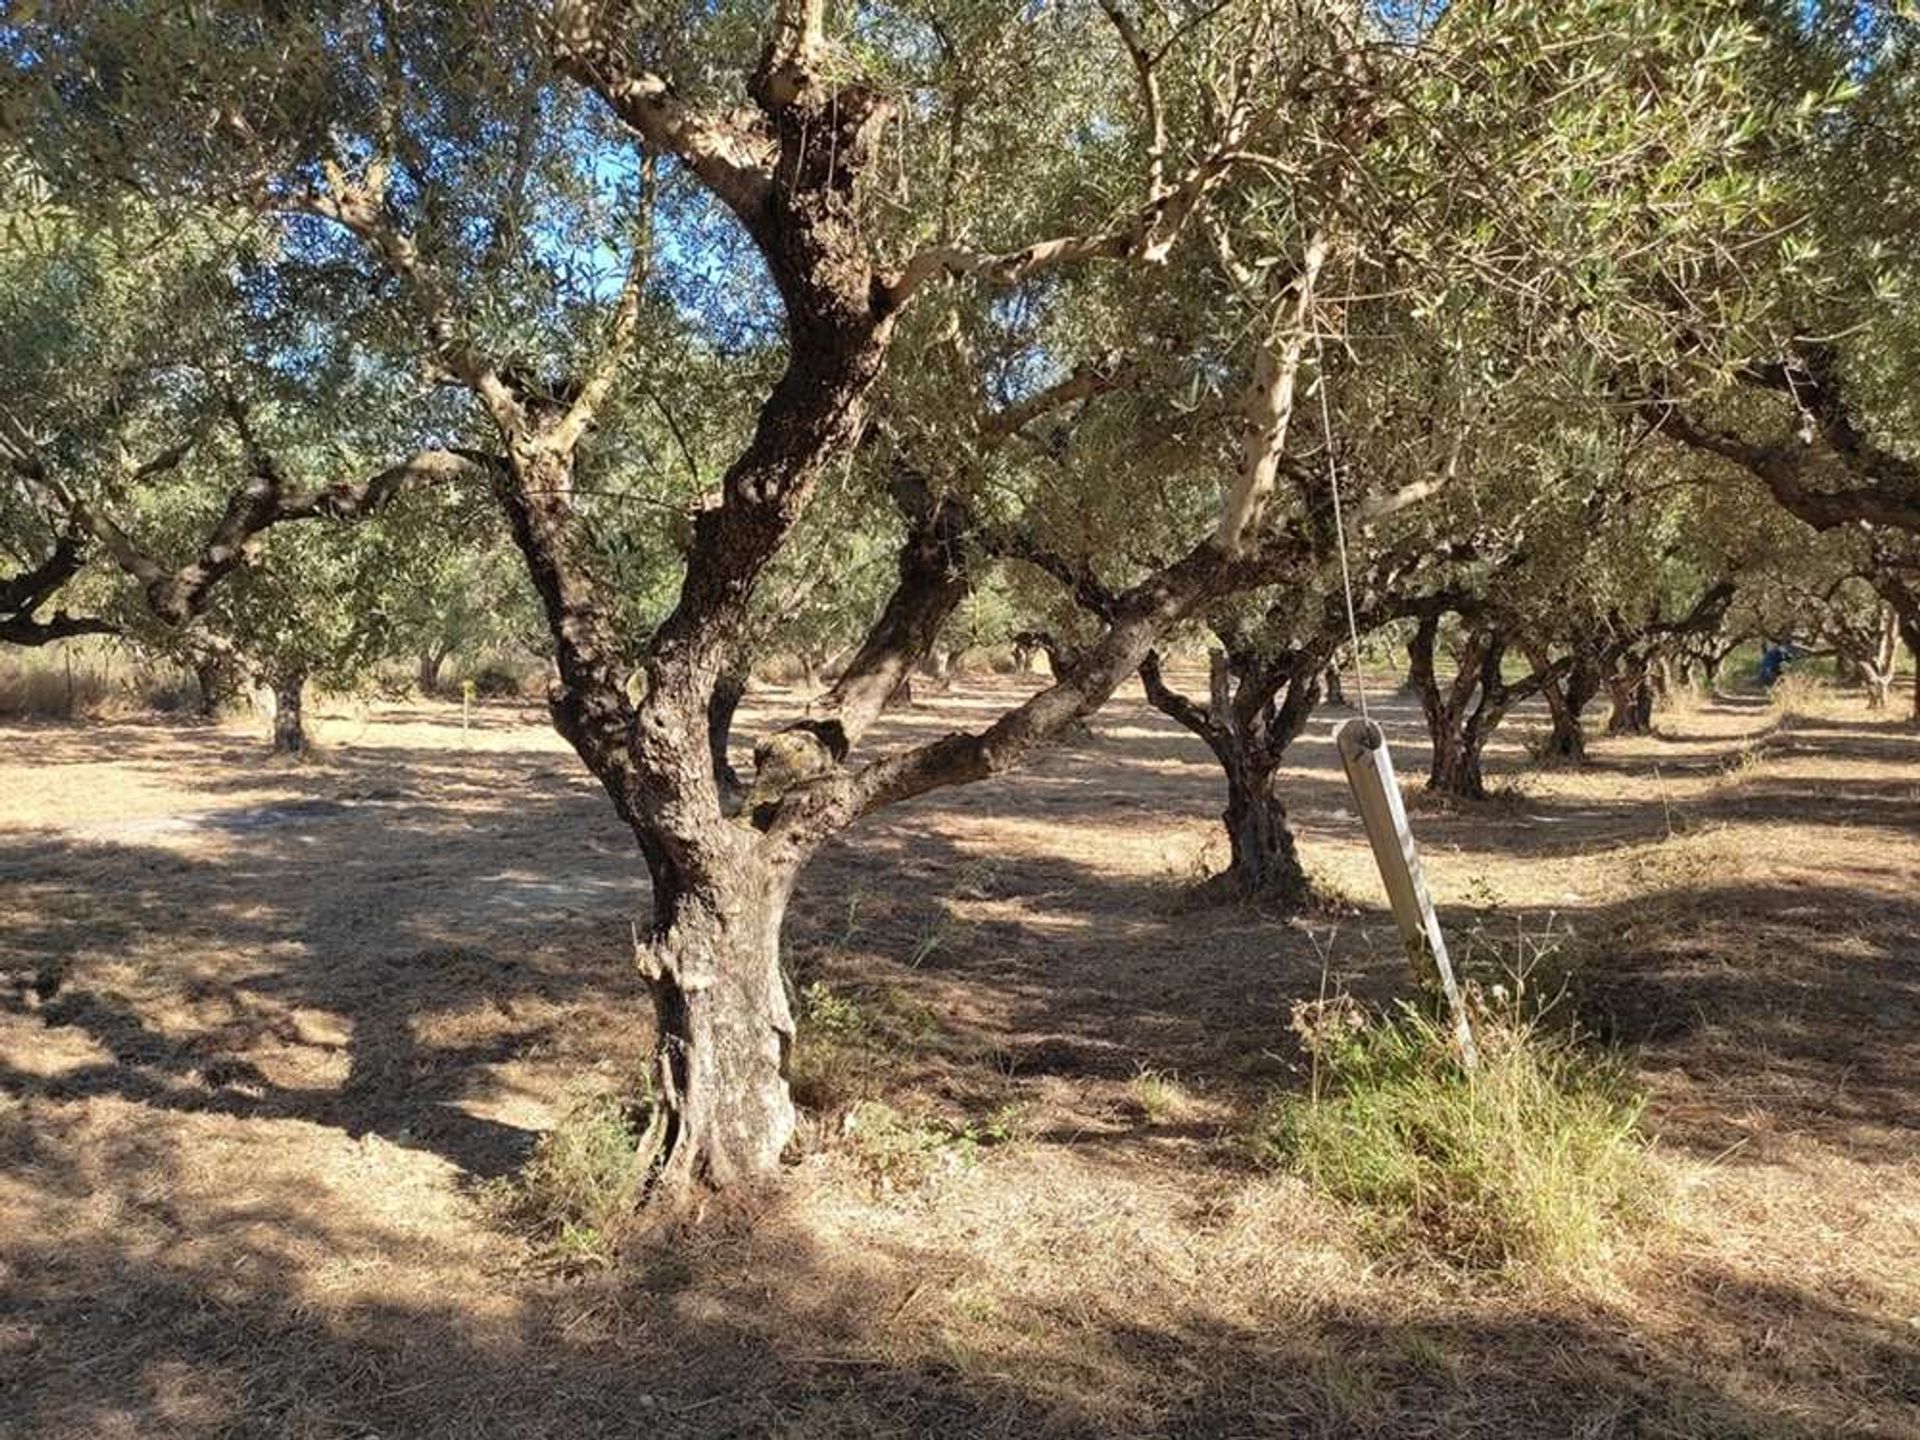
top-left (1, 676), bottom-right (1916, 1439)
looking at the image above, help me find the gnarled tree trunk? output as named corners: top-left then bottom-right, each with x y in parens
top-left (1528, 645), bottom-right (1593, 763)
top-left (1408, 613), bottom-right (1496, 799)
top-left (1139, 643), bottom-right (1322, 908)
top-left (1322, 661), bottom-right (1345, 707)
top-left (417, 644), bottom-right (451, 695)
top-left (1426, 716), bottom-right (1490, 799)
top-left (268, 669), bottom-right (308, 755)
top-left (639, 851), bottom-right (801, 1193)
top-left (1220, 757), bottom-right (1311, 904)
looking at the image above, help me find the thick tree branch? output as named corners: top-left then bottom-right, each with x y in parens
top-left (0, 527), bottom-right (119, 646)
top-left (1216, 233), bottom-right (1328, 552)
top-left (548, 1), bottom-right (774, 219)
top-left (746, 459), bottom-right (974, 809)
top-left (1643, 356), bottom-right (1920, 535)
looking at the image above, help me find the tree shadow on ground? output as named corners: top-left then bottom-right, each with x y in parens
top-left (1, 743), bottom-right (645, 1179)
top-left (4, 1129), bottom-right (1913, 1440)
top-left (3, 690), bottom-right (1917, 1435)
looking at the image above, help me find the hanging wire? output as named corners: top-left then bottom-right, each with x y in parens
top-left (1312, 316), bottom-right (1370, 723)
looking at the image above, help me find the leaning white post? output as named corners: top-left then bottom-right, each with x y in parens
top-left (1334, 716), bottom-right (1478, 1067)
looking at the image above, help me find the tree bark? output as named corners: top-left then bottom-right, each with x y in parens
top-left (638, 856), bottom-right (800, 1196)
top-left (1606, 663), bottom-right (1654, 735)
top-left (1138, 642), bottom-right (1321, 908)
top-left (1528, 646), bottom-right (1590, 763)
top-left (417, 645), bottom-right (450, 695)
top-left (1409, 613), bottom-right (1494, 799)
top-left (193, 654), bottom-right (236, 719)
top-left (1219, 757), bottom-right (1312, 904)
top-left (269, 670), bottom-right (308, 755)
top-left (1426, 721), bottom-right (1489, 799)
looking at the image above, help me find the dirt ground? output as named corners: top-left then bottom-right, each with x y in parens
top-left (1, 674), bottom-right (1915, 1439)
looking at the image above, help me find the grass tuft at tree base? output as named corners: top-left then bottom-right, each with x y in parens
top-left (489, 1087), bottom-right (655, 1268)
top-left (1243, 997), bottom-right (1660, 1277)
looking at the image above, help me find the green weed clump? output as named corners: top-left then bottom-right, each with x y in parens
top-left (500, 1088), bottom-right (654, 1267)
top-left (1245, 998), bottom-right (1658, 1276)
top-left (841, 1099), bottom-right (1025, 1193)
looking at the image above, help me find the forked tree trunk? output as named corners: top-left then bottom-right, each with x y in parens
top-left (1650, 655), bottom-right (1674, 705)
top-left (269, 670), bottom-right (308, 755)
top-left (1884, 604), bottom-right (1920, 723)
top-left (1322, 663), bottom-right (1345, 707)
top-left (1851, 609), bottom-right (1900, 710)
top-left (1427, 721), bottom-right (1489, 799)
top-left (1408, 613), bottom-right (1499, 800)
top-left (1606, 664), bottom-right (1654, 735)
top-left (1544, 688), bottom-right (1588, 762)
top-left (417, 645), bottom-right (450, 695)
top-left (1529, 646), bottom-right (1591, 763)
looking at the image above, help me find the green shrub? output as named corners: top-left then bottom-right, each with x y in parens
top-left (1244, 1000), bottom-right (1658, 1275)
top-left (786, 980), bottom-right (938, 1115)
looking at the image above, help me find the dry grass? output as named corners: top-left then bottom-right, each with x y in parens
top-left (1767, 670), bottom-right (1837, 721)
top-left (1, 681), bottom-right (1916, 1437)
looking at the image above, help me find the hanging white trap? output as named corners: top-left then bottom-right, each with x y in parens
top-left (1334, 717), bottom-right (1477, 1067)
top-left (1310, 306), bottom-right (1476, 1067)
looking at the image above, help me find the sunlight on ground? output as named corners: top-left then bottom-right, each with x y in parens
top-left (2, 680), bottom-right (1915, 1437)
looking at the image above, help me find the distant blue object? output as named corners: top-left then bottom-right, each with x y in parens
top-left (1758, 642), bottom-right (1807, 685)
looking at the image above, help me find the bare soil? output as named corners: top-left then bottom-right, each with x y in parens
top-left (1, 676), bottom-right (1915, 1438)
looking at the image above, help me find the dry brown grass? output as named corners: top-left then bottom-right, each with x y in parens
top-left (1, 681), bottom-right (1915, 1437)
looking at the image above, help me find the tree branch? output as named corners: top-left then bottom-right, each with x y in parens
top-left (548, 0), bottom-right (774, 220)
top-left (1643, 357), bottom-right (1920, 535)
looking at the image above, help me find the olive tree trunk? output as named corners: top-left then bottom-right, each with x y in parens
top-left (417, 644), bottom-right (451, 695)
top-left (1408, 613), bottom-right (1497, 800)
top-left (1220, 756), bottom-right (1312, 904)
top-left (193, 654), bottom-right (237, 719)
top-left (1528, 646), bottom-right (1594, 763)
top-left (1606, 662), bottom-right (1654, 735)
top-left (639, 850), bottom-right (802, 1190)
top-left (1425, 716), bottom-right (1491, 799)
top-left (1139, 644), bottom-right (1321, 908)
top-left (269, 670), bottom-right (308, 755)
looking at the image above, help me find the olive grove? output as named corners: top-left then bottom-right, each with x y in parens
top-left (3, 0), bottom-right (1916, 1202)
